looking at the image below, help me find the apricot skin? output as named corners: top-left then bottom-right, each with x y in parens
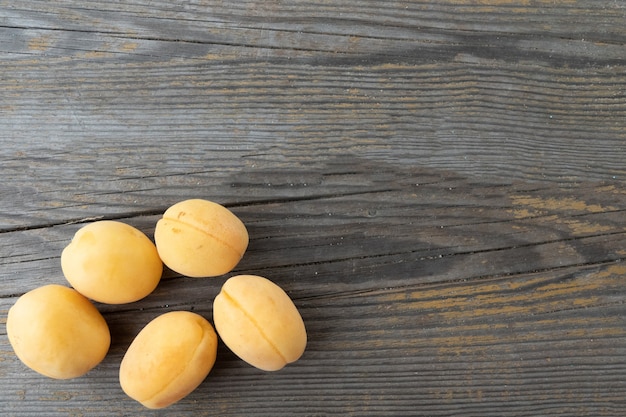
top-left (61, 220), bottom-right (163, 304)
top-left (6, 284), bottom-right (111, 379)
top-left (119, 311), bottom-right (218, 409)
top-left (213, 275), bottom-right (307, 371)
top-left (154, 199), bottom-right (248, 278)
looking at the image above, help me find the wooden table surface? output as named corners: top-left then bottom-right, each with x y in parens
top-left (1, 1), bottom-right (626, 416)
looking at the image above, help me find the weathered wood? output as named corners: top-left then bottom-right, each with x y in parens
top-left (1, 2), bottom-right (625, 228)
top-left (1, 1), bottom-right (626, 416)
top-left (2, 159), bottom-right (625, 416)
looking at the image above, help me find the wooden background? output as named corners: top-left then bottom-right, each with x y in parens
top-left (1, 1), bottom-right (625, 416)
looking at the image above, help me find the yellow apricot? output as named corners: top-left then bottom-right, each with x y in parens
top-left (61, 220), bottom-right (163, 304)
top-left (213, 275), bottom-right (307, 371)
top-left (6, 284), bottom-right (110, 379)
top-left (119, 311), bottom-right (218, 409)
top-left (154, 199), bottom-right (248, 278)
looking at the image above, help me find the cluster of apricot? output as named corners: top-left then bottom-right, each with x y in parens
top-left (6, 199), bottom-right (307, 409)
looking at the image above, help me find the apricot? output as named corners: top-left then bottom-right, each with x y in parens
top-left (119, 311), bottom-right (218, 409)
top-left (213, 275), bottom-right (307, 371)
top-left (61, 220), bottom-right (163, 304)
top-left (154, 199), bottom-right (248, 277)
top-left (6, 284), bottom-right (110, 379)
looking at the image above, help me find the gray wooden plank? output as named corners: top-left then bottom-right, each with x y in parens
top-left (2, 160), bottom-right (625, 298)
top-left (2, 262), bottom-right (625, 416)
top-left (0, 3), bottom-right (625, 233)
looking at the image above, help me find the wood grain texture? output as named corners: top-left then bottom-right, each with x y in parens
top-left (1, 1), bottom-right (626, 416)
top-left (2, 159), bottom-right (625, 416)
